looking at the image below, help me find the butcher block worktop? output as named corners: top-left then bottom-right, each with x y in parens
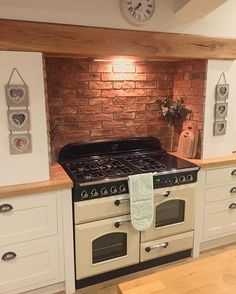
top-left (172, 152), bottom-right (236, 168)
top-left (0, 164), bottom-right (72, 199)
top-left (118, 248), bottom-right (236, 294)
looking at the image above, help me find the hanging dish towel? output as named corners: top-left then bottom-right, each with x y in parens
top-left (128, 173), bottom-right (154, 231)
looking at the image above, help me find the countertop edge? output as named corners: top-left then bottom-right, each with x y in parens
top-left (0, 164), bottom-right (72, 199)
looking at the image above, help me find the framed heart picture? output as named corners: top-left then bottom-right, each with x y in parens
top-left (215, 102), bottom-right (228, 120)
top-left (215, 84), bottom-right (229, 101)
top-left (5, 84), bottom-right (28, 107)
top-left (213, 120), bottom-right (227, 136)
top-left (9, 133), bottom-right (32, 154)
top-left (7, 109), bottom-right (30, 131)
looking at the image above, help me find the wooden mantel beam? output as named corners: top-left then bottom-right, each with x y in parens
top-left (0, 19), bottom-right (236, 60)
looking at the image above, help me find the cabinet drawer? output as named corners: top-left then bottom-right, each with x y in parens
top-left (204, 199), bottom-right (236, 239)
top-left (0, 192), bottom-right (57, 246)
top-left (74, 195), bottom-right (130, 224)
top-left (0, 236), bottom-right (60, 293)
top-left (206, 167), bottom-right (236, 185)
top-left (140, 231), bottom-right (193, 262)
top-left (205, 184), bottom-right (236, 203)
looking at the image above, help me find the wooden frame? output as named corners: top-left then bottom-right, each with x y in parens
top-left (0, 19), bottom-right (236, 59)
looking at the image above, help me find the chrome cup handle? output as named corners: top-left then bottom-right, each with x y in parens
top-left (114, 220), bottom-right (131, 228)
top-left (114, 199), bottom-right (129, 206)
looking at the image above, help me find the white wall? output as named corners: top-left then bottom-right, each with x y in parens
top-left (202, 60), bottom-right (236, 158)
top-left (0, 52), bottom-right (49, 186)
top-left (0, 0), bottom-right (235, 37)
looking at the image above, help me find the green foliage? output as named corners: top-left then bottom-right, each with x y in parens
top-left (158, 97), bottom-right (192, 124)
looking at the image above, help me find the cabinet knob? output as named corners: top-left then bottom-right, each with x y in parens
top-left (0, 203), bottom-right (13, 213)
top-left (230, 187), bottom-right (236, 194)
top-left (229, 203), bottom-right (236, 209)
top-left (1, 252), bottom-right (17, 262)
top-left (231, 170), bottom-right (236, 176)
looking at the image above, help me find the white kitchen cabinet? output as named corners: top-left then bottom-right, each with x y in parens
top-left (194, 164), bottom-right (236, 255)
top-left (0, 189), bottom-right (75, 294)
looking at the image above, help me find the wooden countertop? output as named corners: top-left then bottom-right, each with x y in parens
top-left (0, 164), bottom-right (72, 199)
top-left (118, 248), bottom-right (236, 294)
top-left (172, 152), bottom-right (236, 168)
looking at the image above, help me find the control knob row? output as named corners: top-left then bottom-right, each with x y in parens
top-left (81, 184), bottom-right (127, 199)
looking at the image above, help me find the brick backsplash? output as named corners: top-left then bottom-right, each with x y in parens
top-left (45, 57), bottom-right (206, 160)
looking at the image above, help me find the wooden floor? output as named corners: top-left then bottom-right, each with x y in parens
top-left (58, 242), bottom-right (236, 294)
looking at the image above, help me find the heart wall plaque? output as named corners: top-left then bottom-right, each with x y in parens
top-left (215, 102), bottom-right (228, 120)
top-left (213, 121), bottom-right (227, 136)
top-left (5, 84), bottom-right (29, 107)
top-left (215, 84), bottom-right (229, 101)
top-left (7, 109), bottom-right (30, 131)
top-left (9, 133), bottom-right (32, 154)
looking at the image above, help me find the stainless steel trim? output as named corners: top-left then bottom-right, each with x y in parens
top-left (79, 167), bottom-right (199, 186)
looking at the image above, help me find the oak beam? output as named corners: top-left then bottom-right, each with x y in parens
top-left (0, 19), bottom-right (236, 59)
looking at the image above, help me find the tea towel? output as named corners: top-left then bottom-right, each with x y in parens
top-left (128, 173), bottom-right (154, 231)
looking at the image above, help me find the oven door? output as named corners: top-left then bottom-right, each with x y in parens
top-left (141, 185), bottom-right (195, 242)
top-left (75, 215), bottom-right (139, 279)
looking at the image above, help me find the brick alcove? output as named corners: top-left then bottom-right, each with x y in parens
top-left (44, 57), bottom-right (206, 161)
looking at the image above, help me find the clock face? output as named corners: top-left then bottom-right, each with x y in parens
top-left (120, 0), bottom-right (155, 26)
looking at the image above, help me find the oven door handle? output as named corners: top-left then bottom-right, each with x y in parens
top-left (114, 220), bottom-right (131, 228)
top-left (156, 191), bottom-right (171, 197)
top-left (145, 242), bottom-right (169, 253)
top-left (114, 199), bottom-right (129, 206)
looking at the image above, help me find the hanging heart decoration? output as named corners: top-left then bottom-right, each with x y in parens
top-left (9, 111), bottom-right (28, 128)
top-left (13, 136), bottom-right (29, 152)
top-left (6, 85), bottom-right (27, 105)
top-left (217, 123), bottom-right (225, 133)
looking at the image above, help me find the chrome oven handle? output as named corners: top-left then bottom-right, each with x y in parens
top-left (114, 199), bottom-right (129, 206)
top-left (114, 220), bottom-right (131, 228)
top-left (155, 191), bottom-right (170, 197)
top-left (145, 242), bottom-right (169, 253)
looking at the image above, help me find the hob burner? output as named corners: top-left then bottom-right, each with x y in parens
top-left (124, 155), bottom-right (166, 172)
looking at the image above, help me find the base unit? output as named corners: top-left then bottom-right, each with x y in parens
top-left (0, 236), bottom-right (60, 294)
top-left (140, 231), bottom-right (193, 262)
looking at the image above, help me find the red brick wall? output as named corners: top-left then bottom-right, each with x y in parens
top-left (45, 57), bottom-right (207, 159)
top-left (173, 60), bottom-right (207, 156)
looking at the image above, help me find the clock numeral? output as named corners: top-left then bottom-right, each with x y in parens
top-left (148, 4), bottom-right (153, 8)
top-left (128, 6), bottom-right (133, 12)
top-left (127, 1), bottom-right (132, 4)
top-left (146, 9), bottom-right (151, 15)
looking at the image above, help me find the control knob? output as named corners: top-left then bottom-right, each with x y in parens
top-left (81, 190), bottom-right (89, 199)
top-left (179, 175), bottom-right (186, 183)
top-left (110, 186), bottom-right (118, 194)
top-left (172, 177), bottom-right (178, 184)
top-left (119, 184), bottom-right (126, 193)
top-left (101, 187), bottom-right (108, 196)
top-left (91, 189), bottom-right (99, 197)
top-left (186, 175), bottom-right (193, 182)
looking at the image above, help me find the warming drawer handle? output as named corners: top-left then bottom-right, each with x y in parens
top-left (230, 187), bottom-right (236, 194)
top-left (0, 203), bottom-right (13, 213)
top-left (114, 220), bottom-right (131, 228)
top-left (231, 170), bottom-right (236, 176)
top-left (114, 199), bottom-right (129, 206)
top-left (229, 203), bottom-right (236, 209)
top-left (1, 252), bottom-right (17, 262)
top-left (156, 191), bottom-right (171, 197)
top-left (145, 242), bottom-right (169, 253)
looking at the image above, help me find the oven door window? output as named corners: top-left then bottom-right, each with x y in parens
top-left (92, 232), bottom-right (127, 264)
top-left (156, 199), bottom-right (185, 227)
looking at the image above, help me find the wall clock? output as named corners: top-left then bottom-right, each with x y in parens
top-left (120, 0), bottom-right (155, 26)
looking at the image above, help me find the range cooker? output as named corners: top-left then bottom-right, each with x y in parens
top-left (59, 137), bottom-right (199, 287)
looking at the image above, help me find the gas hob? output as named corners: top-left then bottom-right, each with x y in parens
top-left (59, 137), bottom-right (199, 201)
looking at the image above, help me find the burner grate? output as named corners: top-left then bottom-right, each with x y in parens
top-left (65, 158), bottom-right (134, 181)
top-left (124, 155), bottom-right (166, 172)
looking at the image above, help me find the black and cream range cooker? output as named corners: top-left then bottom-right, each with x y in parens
top-left (59, 137), bottom-right (199, 288)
